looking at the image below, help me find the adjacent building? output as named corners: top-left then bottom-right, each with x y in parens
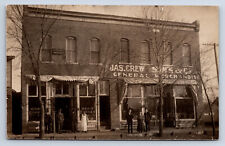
top-left (21, 7), bottom-right (202, 133)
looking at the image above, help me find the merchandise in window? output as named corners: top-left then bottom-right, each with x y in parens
top-left (176, 99), bottom-right (194, 119)
top-left (80, 98), bottom-right (96, 120)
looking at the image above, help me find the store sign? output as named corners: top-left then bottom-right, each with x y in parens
top-left (109, 64), bottom-right (198, 80)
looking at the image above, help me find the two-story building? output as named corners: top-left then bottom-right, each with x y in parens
top-left (21, 7), bottom-right (202, 133)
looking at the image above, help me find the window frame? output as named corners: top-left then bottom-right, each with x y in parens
top-left (182, 43), bottom-right (192, 66)
top-left (41, 34), bottom-right (53, 63)
top-left (120, 38), bottom-right (130, 64)
top-left (65, 36), bottom-right (78, 64)
top-left (89, 38), bottom-right (101, 65)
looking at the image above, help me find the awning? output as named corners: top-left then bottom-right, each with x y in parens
top-left (25, 75), bottom-right (99, 83)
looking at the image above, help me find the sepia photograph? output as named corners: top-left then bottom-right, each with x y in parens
top-left (6, 5), bottom-right (219, 140)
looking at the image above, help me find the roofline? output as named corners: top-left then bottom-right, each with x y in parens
top-left (24, 6), bottom-right (199, 32)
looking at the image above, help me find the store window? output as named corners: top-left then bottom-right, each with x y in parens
top-left (121, 85), bottom-right (142, 120)
top-left (66, 36), bottom-right (77, 63)
top-left (41, 35), bottom-right (52, 62)
top-left (79, 84), bottom-right (96, 120)
top-left (174, 85), bottom-right (194, 119)
top-left (182, 43), bottom-right (191, 66)
top-left (144, 85), bottom-right (160, 120)
top-left (120, 38), bottom-right (129, 63)
top-left (90, 38), bottom-right (100, 64)
top-left (140, 41), bottom-right (150, 64)
top-left (28, 83), bottom-right (46, 121)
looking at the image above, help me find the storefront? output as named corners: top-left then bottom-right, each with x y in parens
top-left (25, 75), bottom-right (105, 132)
top-left (109, 64), bottom-right (198, 129)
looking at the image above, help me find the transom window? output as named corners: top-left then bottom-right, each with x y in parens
top-left (55, 82), bottom-right (69, 95)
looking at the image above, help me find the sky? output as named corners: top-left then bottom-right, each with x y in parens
top-left (6, 5), bottom-right (219, 100)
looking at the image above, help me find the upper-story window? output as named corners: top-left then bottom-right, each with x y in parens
top-left (90, 38), bottom-right (100, 64)
top-left (140, 41), bottom-right (150, 64)
top-left (164, 42), bottom-right (173, 65)
top-left (182, 43), bottom-right (191, 66)
top-left (66, 36), bottom-right (77, 63)
top-left (41, 35), bottom-right (52, 62)
top-left (120, 38), bottom-right (129, 63)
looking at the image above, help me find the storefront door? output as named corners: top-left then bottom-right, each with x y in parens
top-left (55, 98), bottom-right (72, 132)
top-left (100, 96), bottom-right (111, 129)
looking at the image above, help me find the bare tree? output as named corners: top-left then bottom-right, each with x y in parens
top-left (142, 6), bottom-right (199, 136)
top-left (7, 5), bottom-right (62, 138)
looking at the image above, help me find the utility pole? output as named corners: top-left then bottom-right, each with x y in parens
top-left (202, 43), bottom-right (219, 84)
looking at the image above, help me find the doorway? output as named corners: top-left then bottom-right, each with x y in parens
top-left (55, 98), bottom-right (72, 132)
top-left (100, 96), bottom-right (110, 129)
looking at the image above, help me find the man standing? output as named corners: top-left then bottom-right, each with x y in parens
top-left (144, 108), bottom-right (151, 132)
top-left (126, 108), bottom-right (134, 134)
top-left (58, 109), bottom-right (64, 133)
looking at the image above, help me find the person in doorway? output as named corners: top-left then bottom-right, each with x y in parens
top-left (137, 111), bottom-right (144, 133)
top-left (144, 108), bottom-right (151, 132)
top-left (126, 108), bottom-right (134, 134)
top-left (58, 109), bottom-right (64, 133)
top-left (45, 112), bottom-right (52, 133)
top-left (81, 111), bottom-right (88, 132)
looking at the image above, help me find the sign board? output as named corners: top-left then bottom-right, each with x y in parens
top-left (108, 64), bottom-right (198, 80)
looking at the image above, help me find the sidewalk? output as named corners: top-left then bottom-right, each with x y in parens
top-left (8, 127), bottom-right (218, 140)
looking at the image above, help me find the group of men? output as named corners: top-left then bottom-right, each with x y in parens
top-left (126, 108), bottom-right (151, 134)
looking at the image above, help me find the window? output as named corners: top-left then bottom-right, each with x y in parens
top-left (55, 82), bottom-right (69, 95)
top-left (66, 37), bottom-right (77, 63)
top-left (174, 85), bottom-right (194, 119)
top-left (121, 85), bottom-right (142, 120)
top-left (28, 83), bottom-right (46, 121)
top-left (41, 35), bottom-right (52, 62)
top-left (140, 41), bottom-right (150, 64)
top-left (99, 81), bottom-right (109, 96)
top-left (79, 83), bottom-right (96, 120)
top-left (120, 38), bottom-right (129, 63)
top-left (164, 42), bottom-right (172, 65)
top-left (182, 43), bottom-right (191, 66)
top-left (145, 85), bottom-right (159, 97)
top-left (28, 97), bottom-right (46, 121)
top-left (90, 38), bottom-right (100, 63)
top-left (176, 99), bottom-right (194, 119)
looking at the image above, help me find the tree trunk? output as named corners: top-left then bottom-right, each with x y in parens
top-left (37, 76), bottom-right (45, 138)
top-left (158, 78), bottom-right (164, 136)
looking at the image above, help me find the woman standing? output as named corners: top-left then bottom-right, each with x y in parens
top-left (81, 111), bottom-right (88, 132)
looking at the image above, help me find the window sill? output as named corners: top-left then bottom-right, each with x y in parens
top-left (118, 62), bottom-right (132, 65)
top-left (89, 63), bottom-right (103, 65)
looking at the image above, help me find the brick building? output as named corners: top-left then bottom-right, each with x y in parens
top-left (21, 7), bottom-right (202, 133)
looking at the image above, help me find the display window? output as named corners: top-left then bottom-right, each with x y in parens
top-left (173, 85), bottom-right (195, 120)
top-left (79, 83), bottom-right (96, 121)
top-left (28, 83), bottom-right (46, 121)
top-left (121, 85), bottom-right (142, 120)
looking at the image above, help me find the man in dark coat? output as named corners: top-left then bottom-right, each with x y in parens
top-left (126, 108), bottom-right (134, 134)
top-left (144, 108), bottom-right (151, 132)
